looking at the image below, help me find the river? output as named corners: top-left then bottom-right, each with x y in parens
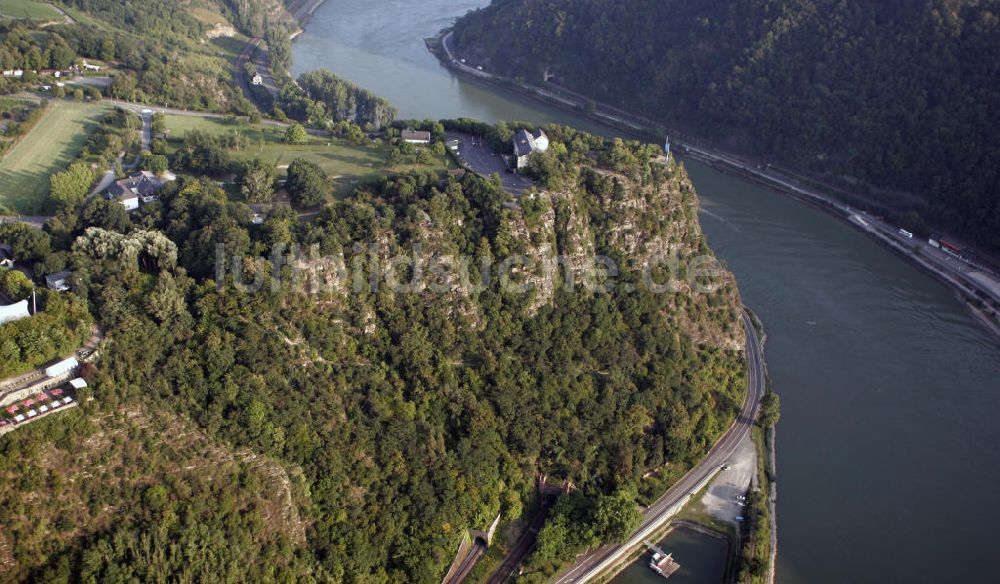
top-left (292, 2), bottom-right (1000, 582)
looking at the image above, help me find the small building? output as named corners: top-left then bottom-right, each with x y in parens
top-left (2, 69), bottom-right (23, 78)
top-left (401, 129), bottom-right (432, 144)
top-left (0, 300), bottom-right (30, 325)
top-left (106, 171), bottom-right (164, 210)
top-left (251, 74), bottom-right (263, 86)
top-left (45, 356), bottom-right (79, 378)
top-left (0, 244), bottom-right (14, 269)
top-left (45, 271), bottom-right (72, 292)
top-left (69, 378), bottom-right (88, 390)
top-left (513, 128), bottom-right (549, 170)
top-left (82, 61), bottom-right (101, 72)
top-left (115, 191), bottom-right (139, 211)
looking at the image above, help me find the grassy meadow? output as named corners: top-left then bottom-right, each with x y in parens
top-left (0, 100), bottom-right (109, 214)
top-left (0, 0), bottom-right (63, 21)
top-left (162, 114), bottom-right (452, 199)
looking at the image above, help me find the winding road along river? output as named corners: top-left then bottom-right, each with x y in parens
top-left (293, 2), bottom-right (1000, 582)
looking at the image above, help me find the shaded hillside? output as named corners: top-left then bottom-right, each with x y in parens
top-left (0, 404), bottom-right (312, 582)
top-left (452, 0), bottom-right (1000, 248)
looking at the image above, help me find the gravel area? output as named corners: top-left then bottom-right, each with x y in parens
top-left (701, 435), bottom-right (756, 523)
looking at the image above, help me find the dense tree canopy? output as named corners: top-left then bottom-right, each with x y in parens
top-left (0, 124), bottom-right (749, 581)
top-left (279, 69), bottom-right (398, 130)
top-left (454, 0), bottom-right (1000, 249)
top-left (286, 158), bottom-right (330, 207)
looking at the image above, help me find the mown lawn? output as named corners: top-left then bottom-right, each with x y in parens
top-left (0, 99), bottom-right (109, 214)
top-left (0, 0), bottom-right (63, 20)
top-left (163, 114), bottom-right (452, 199)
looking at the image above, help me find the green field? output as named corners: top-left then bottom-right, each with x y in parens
top-left (0, 100), bottom-right (109, 213)
top-left (163, 114), bottom-right (451, 199)
top-left (0, 0), bottom-right (63, 20)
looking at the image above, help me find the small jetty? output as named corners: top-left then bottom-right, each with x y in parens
top-left (644, 541), bottom-right (681, 579)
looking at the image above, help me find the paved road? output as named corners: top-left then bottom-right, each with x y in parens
top-left (682, 143), bottom-right (1000, 310)
top-left (446, 132), bottom-right (533, 195)
top-left (0, 324), bottom-right (103, 405)
top-left (84, 104), bottom-right (153, 196)
top-left (550, 310), bottom-right (765, 583)
top-left (89, 170), bottom-right (115, 196)
top-left (234, 0), bottom-right (324, 106)
top-left (848, 214), bottom-right (1000, 307)
top-left (286, 0), bottom-right (327, 24)
top-left (437, 28), bottom-right (1000, 330)
top-left (110, 99), bottom-right (328, 137)
top-left (441, 32), bottom-right (494, 81)
top-left (236, 36), bottom-right (280, 102)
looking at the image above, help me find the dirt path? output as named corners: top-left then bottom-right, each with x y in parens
top-left (37, 3), bottom-right (75, 27)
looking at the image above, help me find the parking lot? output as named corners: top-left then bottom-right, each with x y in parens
top-left (445, 132), bottom-right (534, 196)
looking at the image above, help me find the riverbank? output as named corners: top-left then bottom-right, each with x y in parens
top-left (545, 312), bottom-right (765, 584)
top-left (287, 0), bottom-right (329, 38)
top-left (233, 0), bottom-right (330, 109)
top-left (595, 517), bottom-right (734, 584)
top-left (286, 6), bottom-right (1000, 582)
top-left (745, 310), bottom-right (778, 584)
top-left (426, 28), bottom-right (1000, 342)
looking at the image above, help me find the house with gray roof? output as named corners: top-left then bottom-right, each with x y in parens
top-left (401, 129), bottom-right (432, 144)
top-left (106, 171), bottom-right (165, 211)
top-left (513, 128), bottom-right (549, 170)
top-left (45, 271), bottom-right (72, 292)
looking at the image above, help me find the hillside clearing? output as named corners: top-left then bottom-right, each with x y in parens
top-left (0, 0), bottom-right (63, 20)
top-left (162, 114), bottom-right (452, 199)
top-left (0, 100), bottom-right (108, 213)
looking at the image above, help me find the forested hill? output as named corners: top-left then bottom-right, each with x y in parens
top-left (451, 0), bottom-right (1000, 249)
top-left (0, 124), bottom-right (747, 581)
